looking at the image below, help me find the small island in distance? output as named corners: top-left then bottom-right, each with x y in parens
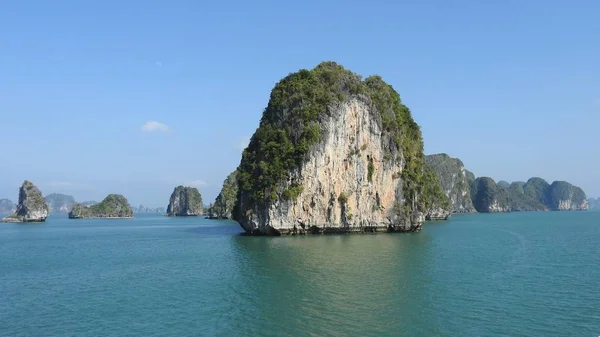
top-left (69, 194), bottom-right (133, 219)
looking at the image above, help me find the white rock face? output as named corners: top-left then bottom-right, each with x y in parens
top-left (557, 198), bottom-right (588, 211)
top-left (425, 206), bottom-right (451, 220)
top-left (238, 98), bottom-right (424, 235)
top-left (487, 200), bottom-right (509, 213)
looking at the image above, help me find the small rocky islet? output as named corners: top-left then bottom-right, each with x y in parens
top-left (166, 186), bottom-right (204, 216)
top-left (1, 181), bottom-right (49, 223)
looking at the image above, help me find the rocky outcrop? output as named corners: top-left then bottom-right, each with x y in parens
top-left (69, 194), bottom-right (133, 219)
top-left (45, 193), bottom-right (76, 213)
top-left (547, 181), bottom-right (587, 211)
top-left (208, 171), bottom-right (238, 219)
top-left (0, 199), bottom-right (14, 213)
top-left (2, 181), bottom-right (49, 222)
top-left (470, 177), bottom-right (510, 213)
top-left (425, 206), bottom-right (451, 220)
top-left (234, 62), bottom-right (436, 235)
top-left (166, 186), bottom-right (203, 216)
top-left (425, 153), bottom-right (476, 213)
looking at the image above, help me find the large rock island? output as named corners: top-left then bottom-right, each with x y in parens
top-left (69, 194), bottom-right (133, 219)
top-left (233, 62), bottom-right (445, 235)
top-left (166, 186), bottom-right (203, 216)
top-left (2, 181), bottom-right (49, 222)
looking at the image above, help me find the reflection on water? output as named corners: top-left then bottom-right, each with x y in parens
top-left (228, 233), bottom-right (437, 336)
top-left (0, 212), bottom-right (599, 336)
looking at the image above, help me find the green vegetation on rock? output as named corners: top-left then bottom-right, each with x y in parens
top-left (470, 177), bottom-right (509, 213)
top-left (69, 194), bottom-right (133, 219)
top-left (234, 61), bottom-right (431, 224)
top-left (425, 153), bottom-right (476, 213)
top-left (2, 180), bottom-right (49, 222)
top-left (469, 175), bottom-right (588, 212)
top-left (208, 171), bottom-right (238, 219)
top-left (547, 181), bottom-right (587, 210)
top-left (523, 177), bottom-right (550, 206)
top-left (506, 182), bottom-right (547, 211)
top-left (422, 165), bottom-right (451, 217)
top-left (167, 186), bottom-right (203, 216)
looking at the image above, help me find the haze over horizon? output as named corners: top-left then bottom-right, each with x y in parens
top-left (1, 1), bottom-right (599, 207)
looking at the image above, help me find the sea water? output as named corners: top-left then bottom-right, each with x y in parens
top-left (1, 212), bottom-right (599, 336)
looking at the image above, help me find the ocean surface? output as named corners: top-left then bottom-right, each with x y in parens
top-left (1, 212), bottom-right (599, 337)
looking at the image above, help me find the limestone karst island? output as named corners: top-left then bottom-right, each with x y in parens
top-left (0, 63), bottom-right (590, 233)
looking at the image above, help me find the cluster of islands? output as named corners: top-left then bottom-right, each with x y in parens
top-left (1, 62), bottom-right (594, 234)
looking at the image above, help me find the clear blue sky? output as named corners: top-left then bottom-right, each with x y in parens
top-left (1, 0), bottom-right (599, 207)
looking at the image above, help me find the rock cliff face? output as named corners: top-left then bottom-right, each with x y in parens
top-left (208, 171), bottom-right (237, 219)
top-left (167, 186), bottom-right (203, 216)
top-left (0, 199), bottom-right (14, 213)
top-left (234, 62), bottom-right (437, 235)
top-left (547, 181), bottom-right (587, 211)
top-left (425, 153), bottom-right (476, 213)
top-left (470, 177), bottom-right (510, 213)
top-left (45, 193), bottom-right (76, 213)
top-left (69, 194), bottom-right (133, 219)
top-left (2, 181), bottom-right (49, 222)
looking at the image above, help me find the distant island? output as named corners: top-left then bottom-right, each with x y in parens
top-left (69, 194), bottom-right (133, 219)
top-left (2, 181), bottom-right (49, 223)
top-left (587, 198), bottom-right (599, 209)
top-left (45, 193), bottom-right (76, 213)
top-left (135, 205), bottom-right (166, 214)
top-left (424, 153), bottom-right (588, 215)
top-left (166, 186), bottom-right (203, 216)
top-left (0, 198), bottom-right (15, 213)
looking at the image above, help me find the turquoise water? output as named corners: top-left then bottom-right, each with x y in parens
top-left (1, 212), bottom-right (599, 336)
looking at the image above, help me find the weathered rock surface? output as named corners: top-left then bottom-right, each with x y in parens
top-left (208, 171), bottom-right (237, 219)
top-left (167, 186), bottom-right (203, 216)
top-left (0, 199), bottom-right (14, 213)
top-left (45, 193), bottom-right (76, 213)
top-left (234, 62), bottom-right (436, 235)
top-left (425, 153), bottom-right (476, 213)
top-left (2, 181), bottom-right (49, 222)
top-left (69, 194), bottom-right (133, 219)
top-left (425, 206), bottom-right (451, 220)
